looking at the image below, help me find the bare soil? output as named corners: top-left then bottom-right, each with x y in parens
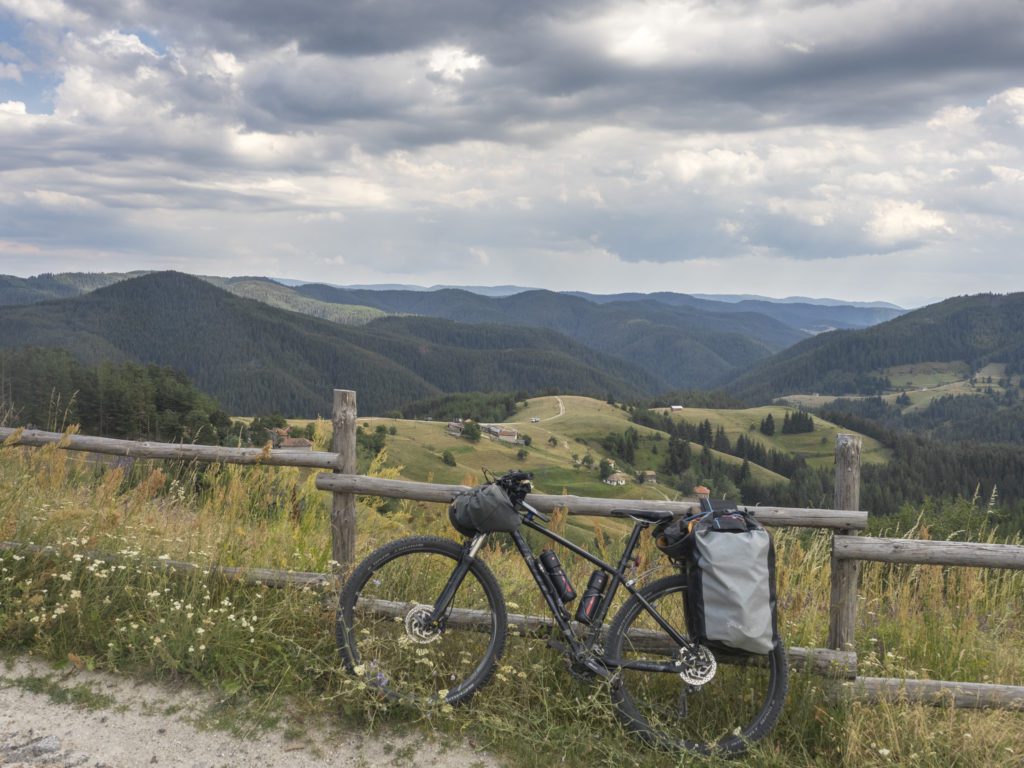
top-left (0, 656), bottom-right (501, 768)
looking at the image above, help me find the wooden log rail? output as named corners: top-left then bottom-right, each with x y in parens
top-left (0, 427), bottom-right (341, 470)
top-left (314, 474), bottom-right (868, 530)
top-left (834, 535), bottom-right (1024, 570)
top-left (852, 677), bottom-right (1024, 711)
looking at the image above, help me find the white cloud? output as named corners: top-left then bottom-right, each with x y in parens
top-left (865, 200), bottom-right (952, 245)
top-left (427, 46), bottom-right (483, 83)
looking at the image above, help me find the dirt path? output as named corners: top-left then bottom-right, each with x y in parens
top-left (0, 656), bottom-right (501, 768)
top-left (541, 397), bottom-right (565, 422)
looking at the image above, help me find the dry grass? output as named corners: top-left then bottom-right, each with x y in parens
top-left (1, 440), bottom-right (1023, 767)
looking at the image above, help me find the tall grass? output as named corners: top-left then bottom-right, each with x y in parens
top-left (1, 440), bottom-right (1023, 766)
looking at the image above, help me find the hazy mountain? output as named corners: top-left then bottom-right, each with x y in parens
top-left (292, 284), bottom-right (808, 389)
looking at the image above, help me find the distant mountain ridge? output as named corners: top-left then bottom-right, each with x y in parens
top-left (292, 283), bottom-right (806, 389)
top-left (0, 272), bottom-right (662, 415)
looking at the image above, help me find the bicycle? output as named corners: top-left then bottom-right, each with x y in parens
top-left (335, 470), bottom-right (788, 756)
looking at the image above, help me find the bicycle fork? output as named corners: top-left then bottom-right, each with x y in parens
top-left (423, 533), bottom-right (488, 627)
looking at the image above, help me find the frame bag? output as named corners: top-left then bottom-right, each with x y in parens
top-left (448, 482), bottom-right (521, 536)
top-left (679, 505), bottom-right (779, 655)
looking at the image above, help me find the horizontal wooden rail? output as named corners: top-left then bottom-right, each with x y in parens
top-left (352, 597), bottom-right (856, 678)
top-left (834, 535), bottom-right (1024, 570)
top-left (0, 426), bottom-right (868, 529)
top-left (315, 474), bottom-right (868, 529)
top-left (0, 427), bottom-right (341, 470)
top-left (851, 677), bottom-right (1024, 711)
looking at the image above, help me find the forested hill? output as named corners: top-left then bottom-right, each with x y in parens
top-left (294, 284), bottom-right (807, 389)
top-left (0, 272), bottom-right (142, 305)
top-left (0, 272), bottom-right (662, 416)
top-left (727, 293), bottom-right (1024, 402)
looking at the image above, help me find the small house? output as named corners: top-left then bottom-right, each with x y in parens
top-left (604, 471), bottom-right (630, 486)
top-left (638, 470), bottom-right (658, 485)
top-left (670, 405), bottom-right (683, 412)
top-left (446, 421), bottom-right (464, 436)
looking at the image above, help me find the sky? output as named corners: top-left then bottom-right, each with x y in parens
top-left (0, 1), bottom-right (1022, 307)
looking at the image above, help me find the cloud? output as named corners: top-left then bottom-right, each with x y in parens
top-left (0, 1), bottom-right (1022, 304)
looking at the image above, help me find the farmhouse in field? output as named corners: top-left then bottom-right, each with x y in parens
top-left (604, 471), bottom-right (631, 486)
top-left (638, 470), bottom-right (658, 484)
top-left (483, 424), bottom-right (519, 443)
top-left (670, 404), bottom-right (683, 411)
top-left (446, 420), bottom-right (464, 436)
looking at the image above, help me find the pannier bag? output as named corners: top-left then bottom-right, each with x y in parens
top-left (449, 482), bottom-right (522, 536)
top-left (657, 502), bottom-right (779, 655)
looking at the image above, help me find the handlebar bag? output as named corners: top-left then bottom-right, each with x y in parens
top-left (680, 506), bottom-right (779, 656)
top-left (449, 482), bottom-right (521, 535)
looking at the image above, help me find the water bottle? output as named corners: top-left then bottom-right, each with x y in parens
top-left (575, 570), bottom-right (609, 624)
top-left (539, 549), bottom-right (576, 603)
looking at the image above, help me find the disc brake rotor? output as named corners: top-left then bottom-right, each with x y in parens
top-left (678, 645), bottom-right (717, 686)
top-left (404, 604), bottom-right (443, 644)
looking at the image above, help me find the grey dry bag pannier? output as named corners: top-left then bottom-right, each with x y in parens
top-left (658, 502), bottom-right (779, 655)
top-left (448, 482), bottom-right (521, 536)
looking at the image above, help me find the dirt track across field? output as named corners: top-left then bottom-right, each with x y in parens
top-left (0, 656), bottom-right (501, 768)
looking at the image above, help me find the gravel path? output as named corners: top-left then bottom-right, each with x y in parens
top-left (0, 657), bottom-right (500, 768)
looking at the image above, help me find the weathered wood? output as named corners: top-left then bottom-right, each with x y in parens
top-left (850, 677), bottom-right (1024, 711)
top-left (834, 535), bottom-right (1024, 570)
top-left (828, 433), bottom-right (862, 651)
top-left (0, 425), bottom-right (870, 530)
top-left (331, 390), bottom-right (358, 568)
top-left (0, 540), bottom-right (334, 589)
top-left (351, 596), bottom-right (856, 677)
top-left (0, 427), bottom-right (340, 469)
top-left (314, 474), bottom-right (868, 529)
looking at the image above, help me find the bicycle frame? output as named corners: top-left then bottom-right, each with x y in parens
top-left (426, 501), bottom-right (698, 677)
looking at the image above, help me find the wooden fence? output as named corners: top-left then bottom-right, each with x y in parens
top-left (3, 387), bottom-right (1024, 709)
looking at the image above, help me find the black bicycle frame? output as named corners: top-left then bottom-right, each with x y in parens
top-left (426, 503), bottom-right (698, 675)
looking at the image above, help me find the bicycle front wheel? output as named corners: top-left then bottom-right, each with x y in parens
top-left (336, 536), bottom-right (507, 706)
top-left (605, 574), bottom-right (788, 756)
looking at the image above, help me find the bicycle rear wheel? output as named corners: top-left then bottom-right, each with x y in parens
top-left (336, 536), bottom-right (507, 706)
top-left (605, 574), bottom-right (788, 756)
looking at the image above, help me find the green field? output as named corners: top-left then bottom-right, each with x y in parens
top-left (658, 405), bottom-right (890, 468)
top-left (360, 396), bottom-right (786, 487)
top-left (783, 360), bottom-right (1022, 414)
top-left (355, 396), bottom-right (788, 541)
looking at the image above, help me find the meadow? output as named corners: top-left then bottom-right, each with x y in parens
top-left (658, 405), bottom-right (891, 468)
top-left (2, 435), bottom-right (1023, 767)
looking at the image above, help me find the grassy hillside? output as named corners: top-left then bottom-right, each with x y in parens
top-left (658, 405), bottom-right (890, 468)
top-left (729, 292), bottom-right (1024, 402)
top-left (216, 278), bottom-right (387, 325)
top-left (349, 396), bottom-right (788, 541)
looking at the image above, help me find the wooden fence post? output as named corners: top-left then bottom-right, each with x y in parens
top-left (828, 433), bottom-right (862, 651)
top-left (331, 389), bottom-right (358, 569)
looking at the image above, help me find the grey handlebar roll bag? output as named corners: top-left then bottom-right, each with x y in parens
top-left (449, 483), bottom-right (521, 535)
top-left (686, 511), bottom-right (779, 655)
